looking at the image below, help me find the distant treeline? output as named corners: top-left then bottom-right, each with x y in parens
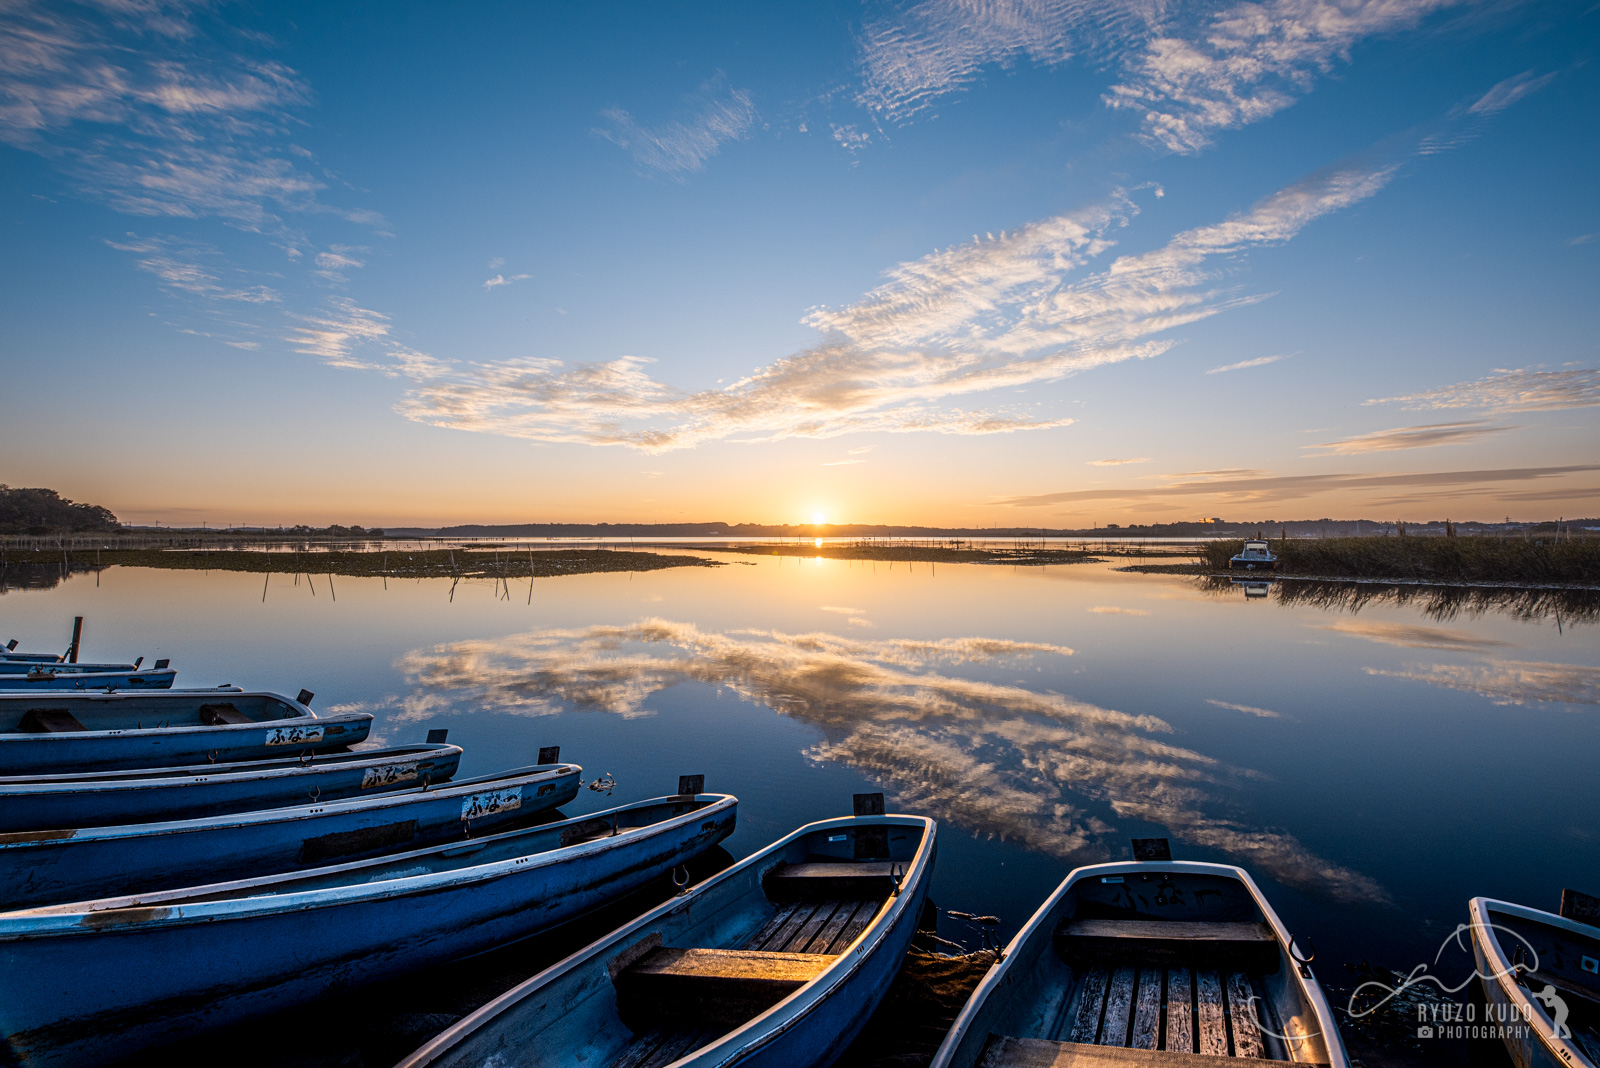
top-left (391, 518), bottom-right (1599, 539)
top-left (0, 486), bottom-right (119, 535)
top-left (1202, 535), bottom-right (1599, 585)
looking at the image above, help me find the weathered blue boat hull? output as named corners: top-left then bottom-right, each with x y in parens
top-left (0, 763), bottom-right (581, 908)
top-left (400, 812), bottom-right (937, 1068)
top-left (0, 667), bottom-right (177, 690)
top-left (0, 690), bottom-right (364, 773)
top-left (0, 743), bottom-right (464, 832)
top-left (0, 794), bottom-right (737, 1068)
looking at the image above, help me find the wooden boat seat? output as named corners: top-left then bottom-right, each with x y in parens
top-left (614, 946), bottom-right (835, 1028)
top-left (763, 860), bottom-right (900, 901)
top-left (17, 708), bottom-right (87, 733)
top-left (1059, 921), bottom-right (1275, 967)
top-left (979, 1038), bottom-right (1326, 1068)
top-left (198, 703), bottom-right (251, 725)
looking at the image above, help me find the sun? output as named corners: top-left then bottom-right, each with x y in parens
top-left (811, 510), bottom-right (827, 525)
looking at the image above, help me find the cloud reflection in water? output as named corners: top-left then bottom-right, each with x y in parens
top-left (394, 620), bottom-right (1385, 902)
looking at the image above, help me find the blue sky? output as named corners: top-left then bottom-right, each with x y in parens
top-left (1, 0), bottom-right (1596, 526)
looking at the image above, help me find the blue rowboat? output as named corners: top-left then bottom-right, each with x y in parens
top-left (398, 806), bottom-right (937, 1068)
top-left (930, 857), bottom-right (1350, 1068)
top-left (0, 741), bottom-right (464, 832)
top-left (0, 791), bottom-right (737, 1068)
top-left (0, 660), bottom-right (140, 674)
top-left (0, 642), bottom-right (63, 662)
top-left (0, 689), bottom-right (367, 773)
top-left (0, 760), bottom-right (580, 908)
top-left (0, 665), bottom-right (177, 690)
top-left (1469, 897), bottom-right (1600, 1068)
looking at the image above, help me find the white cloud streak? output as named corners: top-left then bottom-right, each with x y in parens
top-left (1467, 69), bottom-right (1556, 115)
top-left (1307, 420), bottom-right (1516, 454)
top-left (1368, 367), bottom-right (1600, 413)
top-left (1207, 353), bottom-right (1289, 374)
top-left (397, 158), bottom-right (1394, 450)
top-left (1090, 456), bottom-right (1151, 465)
top-left (483, 273), bottom-right (531, 291)
top-left (1205, 698), bottom-right (1280, 718)
top-left (596, 74), bottom-right (758, 177)
top-left (999, 464), bottom-right (1600, 507)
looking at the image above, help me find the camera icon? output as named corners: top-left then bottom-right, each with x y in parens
top-left (1417, 1026), bottom-right (1434, 1039)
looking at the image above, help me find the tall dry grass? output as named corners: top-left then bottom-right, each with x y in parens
top-left (1201, 535), bottom-right (1600, 585)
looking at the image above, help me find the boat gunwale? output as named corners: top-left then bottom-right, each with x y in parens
top-left (0, 667), bottom-right (179, 687)
top-left (395, 811), bottom-right (937, 1068)
top-left (0, 742), bottom-right (463, 789)
top-left (1468, 896), bottom-right (1600, 1068)
top-left (930, 859), bottom-right (1349, 1068)
top-left (0, 688), bottom-right (319, 741)
top-left (0, 792), bottom-right (735, 934)
top-left (0, 761), bottom-right (580, 849)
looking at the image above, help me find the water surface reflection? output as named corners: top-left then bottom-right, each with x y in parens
top-left (391, 620), bottom-right (1387, 902)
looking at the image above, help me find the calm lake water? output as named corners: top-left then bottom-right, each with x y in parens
top-left (5, 552), bottom-right (1597, 1064)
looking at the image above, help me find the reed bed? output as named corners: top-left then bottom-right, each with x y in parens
top-left (1199, 575), bottom-right (1600, 624)
top-left (0, 547), bottom-right (720, 581)
top-left (1200, 535), bottom-right (1600, 585)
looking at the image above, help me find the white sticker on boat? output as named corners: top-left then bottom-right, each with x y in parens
top-left (1101, 876), bottom-right (1124, 883)
top-left (265, 725), bottom-right (325, 746)
top-left (827, 834), bottom-right (848, 842)
top-left (461, 789), bottom-right (521, 821)
top-left (360, 762), bottom-right (419, 789)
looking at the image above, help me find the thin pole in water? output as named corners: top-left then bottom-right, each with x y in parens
top-left (263, 572), bottom-right (270, 602)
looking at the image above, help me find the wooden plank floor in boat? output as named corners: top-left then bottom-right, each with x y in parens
top-left (983, 964), bottom-right (1278, 1068)
top-left (611, 896), bottom-right (883, 1068)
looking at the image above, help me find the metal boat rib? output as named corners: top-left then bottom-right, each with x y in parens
top-left (398, 811), bottom-right (937, 1068)
top-left (931, 860), bottom-right (1350, 1068)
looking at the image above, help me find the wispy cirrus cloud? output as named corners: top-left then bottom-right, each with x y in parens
top-left (1367, 367), bottom-right (1600, 413)
top-left (397, 155), bottom-right (1395, 450)
top-left (998, 464), bottom-right (1600, 508)
top-left (1307, 420), bottom-right (1517, 454)
top-left (0, 1), bottom-right (357, 228)
top-left (1207, 353), bottom-right (1289, 374)
top-left (1467, 69), bottom-right (1556, 115)
top-left (1105, 0), bottom-right (1464, 153)
top-left (596, 74), bottom-right (758, 178)
top-left (483, 273), bottom-right (531, 291)
top-left (854, 0), bottom-right (1123, 122)
top-left (1090, 457), bottom-right (1151, 466)
top-left (3, 1), bottom-right (389, 355)
top-left (107, 234), bottom-right (281, 303)
top-left (1205, 698), bottom-right (1279, 718)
